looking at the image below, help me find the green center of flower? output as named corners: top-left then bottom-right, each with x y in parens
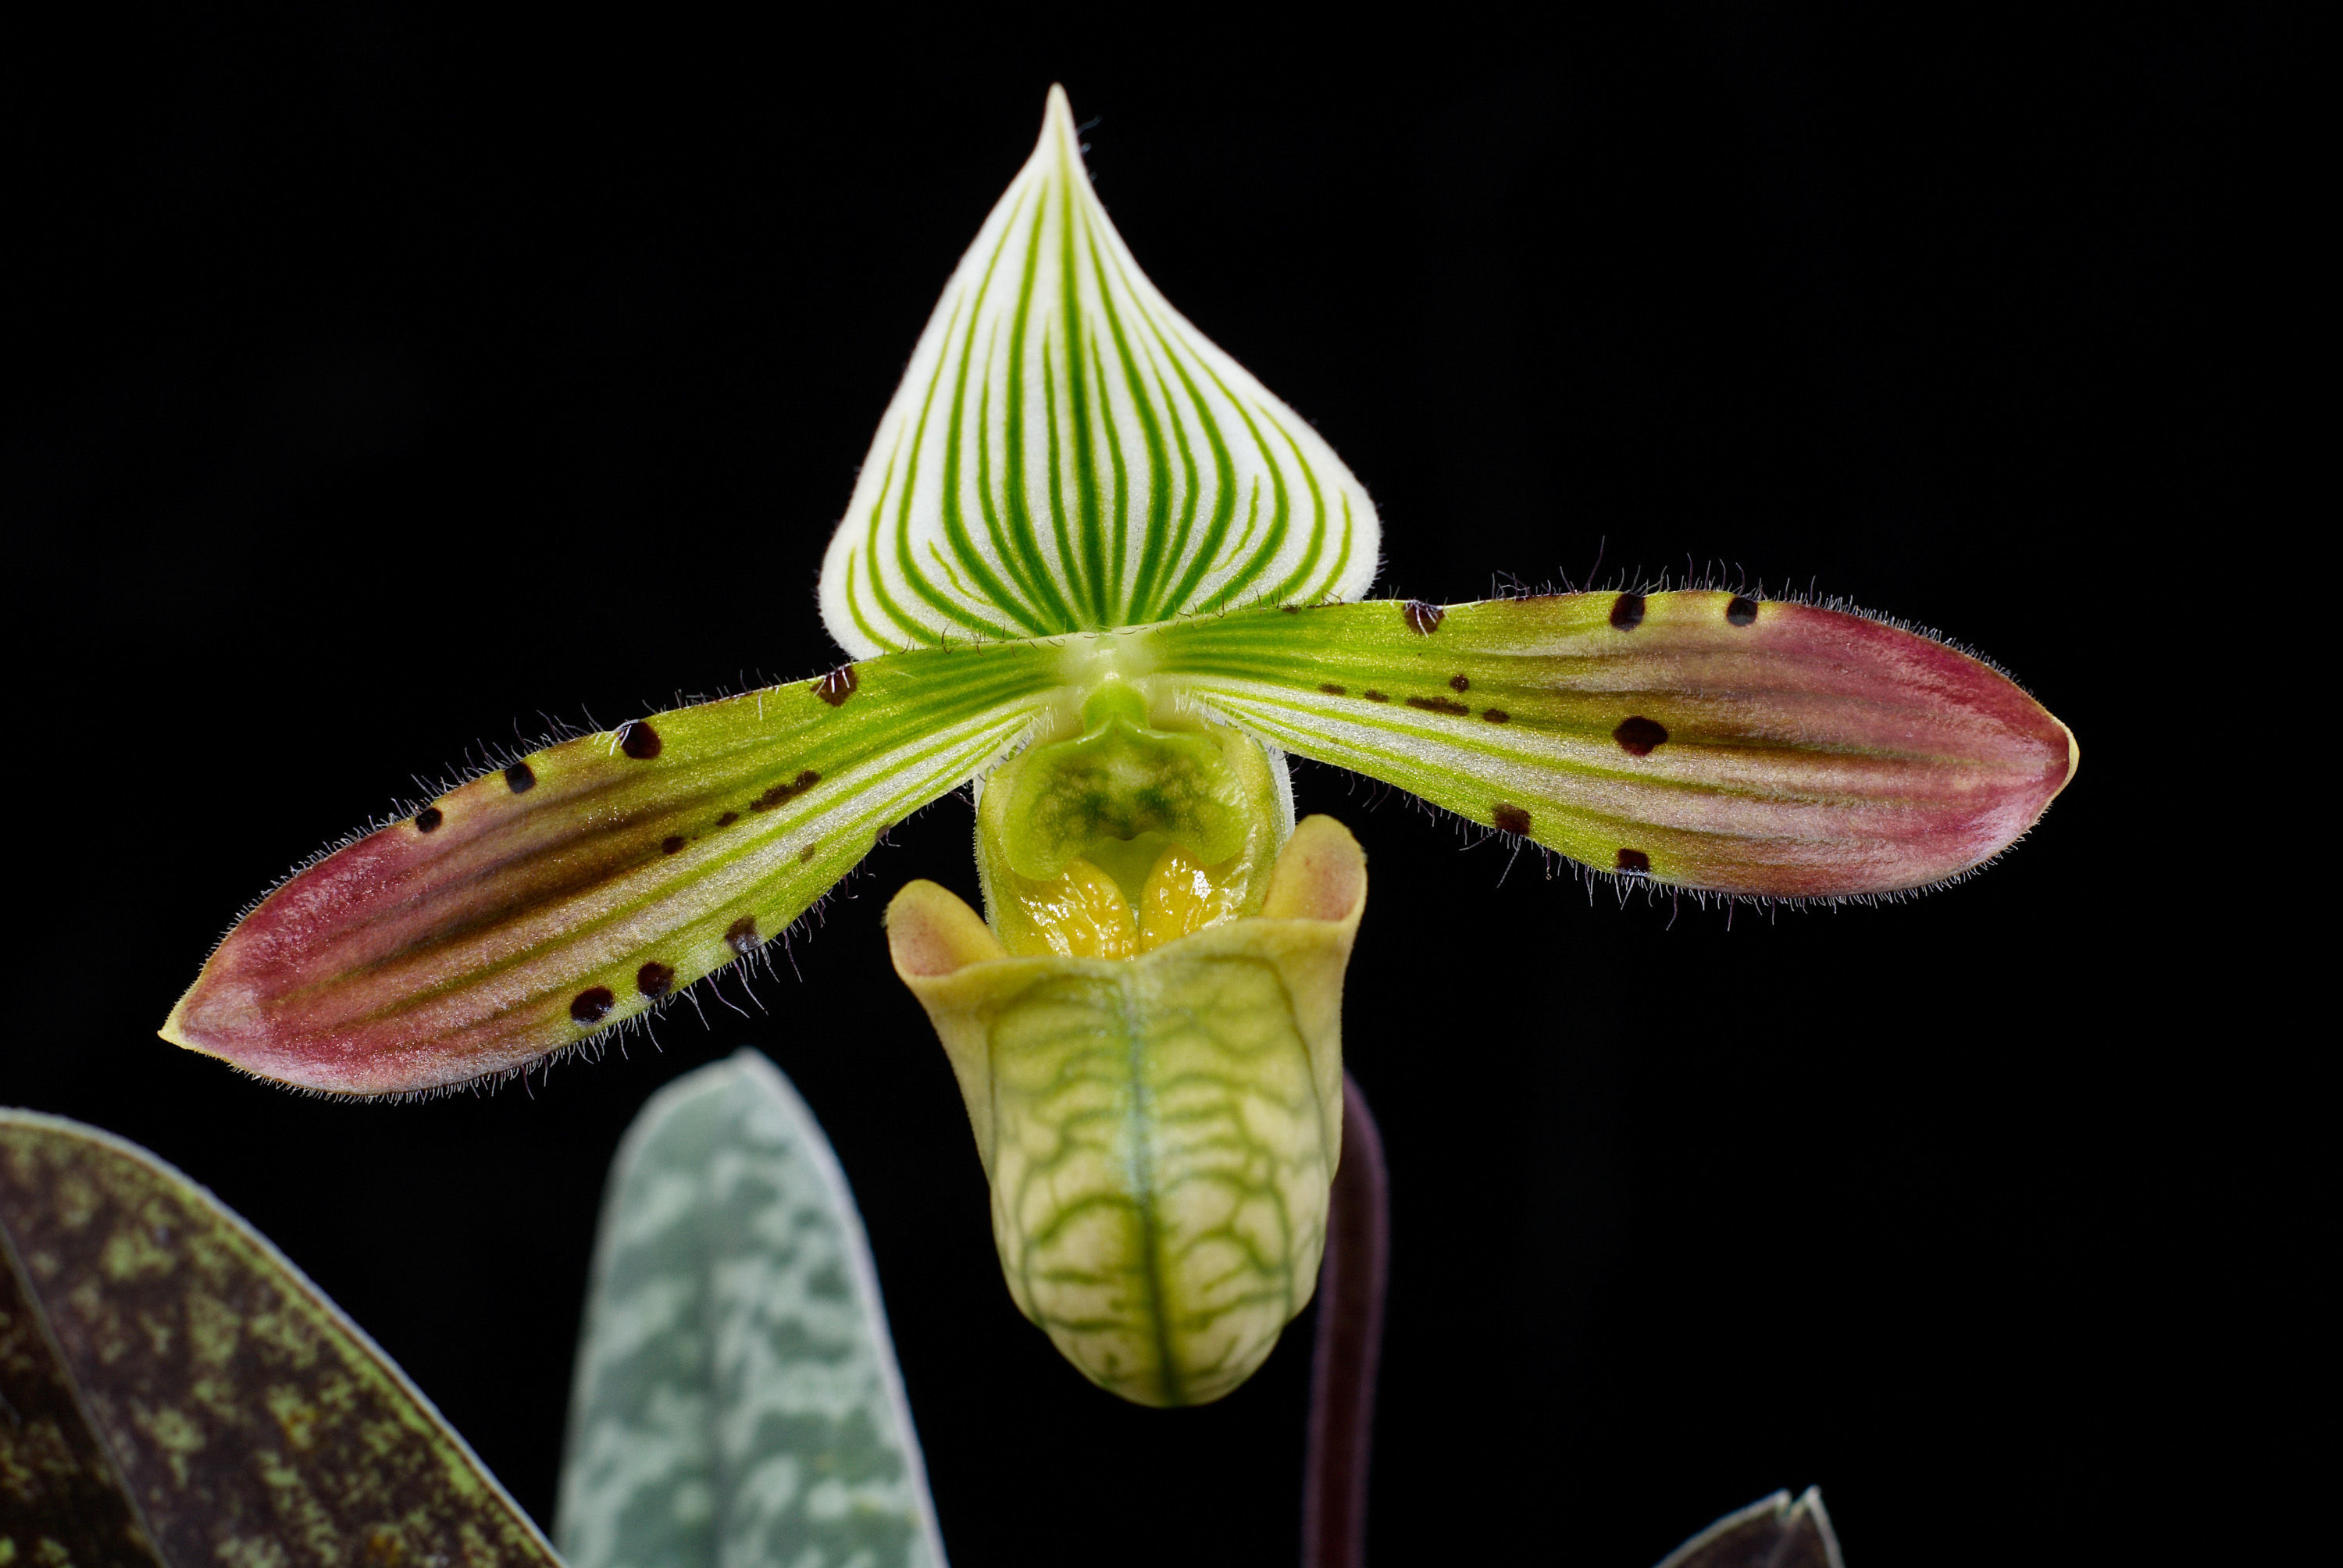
top-left (976, 682), bottom-right (1287, 958)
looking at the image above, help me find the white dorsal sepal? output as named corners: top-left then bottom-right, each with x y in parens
top-left (821, 86), bottom-right (1382, 657)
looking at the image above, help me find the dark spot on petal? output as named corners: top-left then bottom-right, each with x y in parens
top-left (1616, 848), bottom-right (1651, 874)
top-left (1449, 673), bottom-right (1471, 692)
top-left (717, 811), bottom-right (739, 826)
top-left (1319, 683), bottom-right (1346, 696)
top-left (1492, 804), bottom-right (1532, 835)
top-left (505, 762), bottom-right (537, 793)
top-left (812, 665), bottom-right (860, 707)
top-left (414, 808), bottom-right (443, 832)
top-left (621, 720), bottom-right (662, 760)
top-left (661, 836), bottom-right (686, 855)
top-left (1364, 690), bottom-right (1389, 703)
top-left (1727, 595), bottom-right (1760, 626)
top-left (569, 987), bottom-right (615, 1024)
top-left (799, 843), bottom-right (816, 863)
top-left (1482, 708), bottom-right (1510, 724)
top-left (726, 917), bottom-right (761, 953)
top-left (1407, 695), bottom-right (1471, 716)
top-left (1609, 593), bottom-right (1646, 631)
top-left (1403, 600), bottom-right (1446, 635)
top-left (751, 768), bottom-right (822, 812)
top-left (636, 961), bottom-right (675, 997)
top-left (1613, 715), bottom-right (1669, 756)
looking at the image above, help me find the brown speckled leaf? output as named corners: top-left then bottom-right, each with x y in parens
top-left (1, 1213), bottom-right (162, 1566)
top-left (0, 1110), bottom-right (558, 1568)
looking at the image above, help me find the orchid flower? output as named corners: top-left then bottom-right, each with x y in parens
top-left (162, 88), bottom-right (2078, 1408)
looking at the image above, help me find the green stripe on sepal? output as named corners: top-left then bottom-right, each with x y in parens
top-left (820, 86), bottom-right (1380, 657)
top-left (557, 1050), bottom-right (947, 1568)
top-left (1143, 593), bottom-right (2077, 898)
top-left (889, 815), bottom-right (1365, 1408)
top-left (0, 1111), bottom-right (560, 1567)
top-left (164, 642), bottom-right (1060, 1096)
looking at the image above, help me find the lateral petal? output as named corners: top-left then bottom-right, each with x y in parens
top-left (164, 643), bottom-right (1057, 1094)
top-left (1145, 593), bottom-right (2077, 897)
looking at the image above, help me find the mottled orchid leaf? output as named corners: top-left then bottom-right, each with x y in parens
top-left (165, 642), bottom-right (1059, 1095)
top-left (0, 1110), bottom-right (557, 1566)
top-left (1656, 1488), bottom-right (1846, 1568)
top-left (819, 86), bottom-right (1379, 657)
top-left (887, 814), bottom-right (1365, 1407)
top-left (0, 1199), bottom-right (159, 1566)
top-left (1143, 593), bottom-right (2077, 897)
top-left (556, 1049), bottom-right (945, 1568)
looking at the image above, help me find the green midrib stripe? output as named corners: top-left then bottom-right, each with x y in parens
top-left (891, 290), bottom-right (1020, 643)
top-left (1090, 337), bottom-right (1132, 627)
top-left (1081, 220), bottom-right (1172, 625)
top-left (1193, 369), bottom-right (1292, 615)
top-left (1254, 419), bottom-right (1332, 608)
top-left (1002, 182), bottom-right (1076, 632)
top-left (1121, 262), bottom-right (1237, 618)
top-left (1136, 348), bottom-right (1201, 624)
top-left (855, 438), bottom-right (914, 652)
top-left (367, 708), bottom-right (1041, 1013)
top-left (938, 190), bottom-right (1050, 637)
top-left (1115, 968), bottom-right (1182, 1407)
top-left (1058, 171), bottom-right (1107, 627)
top-left (1204, 685), bottom-right (1850, 804)
top-left (975, 337), bottom-right (1054, 622)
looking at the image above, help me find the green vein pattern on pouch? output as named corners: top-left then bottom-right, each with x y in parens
top-left (891, 815), bottom-right (1365, 1407)
top-left (980, 953), bottom-right (1335, 1406)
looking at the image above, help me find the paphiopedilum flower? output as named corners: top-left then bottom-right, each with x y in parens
top-left (164, 88), bottom-right (2077, 1406)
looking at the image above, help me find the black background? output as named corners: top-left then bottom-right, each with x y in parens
top-left (6, 9), bottom-right (2298, 1566)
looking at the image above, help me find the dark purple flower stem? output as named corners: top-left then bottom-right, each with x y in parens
top-left (1303, 1072), bottom-right (1389, 1568)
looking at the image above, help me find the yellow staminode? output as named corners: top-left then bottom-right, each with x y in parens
top-left (1138, 844), bottom-right (1251, 952)
top-left (1010, 857), bottom-right (1139, 960)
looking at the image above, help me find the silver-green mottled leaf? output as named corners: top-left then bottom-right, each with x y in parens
top-left (556, 1049), bottom-right (946, 1568)
top-left (820, 86), bottom-right (1379, 656)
